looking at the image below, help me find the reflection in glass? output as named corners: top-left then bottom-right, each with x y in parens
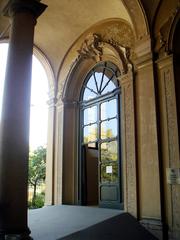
top-left (101, 119), bottom-right (117, 139)
top-left (101, 163), bottom-right (118, 183)
top-left (84, 106), bottom-right (97, 125)
top-left (83, 124), bottom-right (97, 143)
top-left (83, 88), bottom-right (97, 101)
top-left (101, 99), bottom-right (117, 120)
top-left (100, 141), bottom-right (118, 162)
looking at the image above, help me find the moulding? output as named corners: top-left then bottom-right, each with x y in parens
top-left (3, 0), bottom-right (47, 18)
top-left (134, 36), bottom-right (151, 58)
top-left (155, 54), bottom-right (173, 69)
top-left (140, 218), bottom-right (163, 239)
top-left (47, 97), bottom-right (57, 108)
top-left (121, 0), bottom-right (149, 40)
top-left (154, 4), bottom-right (180, 57)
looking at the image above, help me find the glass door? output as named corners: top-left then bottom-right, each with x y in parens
top-left (80, 61), bottom-right (123, 209)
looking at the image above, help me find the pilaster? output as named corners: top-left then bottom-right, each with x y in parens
top-left (120, 71), bottom-right (137, 217)
top-left (61, 99), bottom-right (79, 205)
top-left (45, 95), bottom-right (56, 206)
top-left (53, 98), bottom-right (64, 205)
top-left (134, 37), bottom-right (162, 239)
top-left (156, 54), bottom-right (180, 240)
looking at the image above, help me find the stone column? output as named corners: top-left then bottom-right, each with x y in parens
top-left (0, 0), bottom-right (47, 239)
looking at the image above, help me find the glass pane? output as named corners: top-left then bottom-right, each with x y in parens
top-left (87, 75), bottom-right (98, 93)
top-left (101, 99), bottom-right (117, 120)
top-left (95, 72), bottom-right (103, 92)
top-left (100, 74), bottom-right (109, 92)
top-left (101, 163), bottom-right (118, 183)
top-left (101, 119), bottom-right (117, 139)
top-left (101, 79), bottom-right (116, 95)
top-left (100, 141), bottom-right (118, 162)
top-left (83, 88), bottom-right (97, 101)
top-left (84, 106), bottom-right (97, 125)
top-left (83, 124), bottom-right (97, 143)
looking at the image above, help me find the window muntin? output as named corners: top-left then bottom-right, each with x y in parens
top-left (82, 62), bottom-right (120, 101)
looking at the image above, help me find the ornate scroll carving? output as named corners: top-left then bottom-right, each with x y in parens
top-left (77, 33), bottom-right (132, 73)
top-left (77, 33), bottom-right (103, 62)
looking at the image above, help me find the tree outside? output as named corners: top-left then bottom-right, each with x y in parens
top-left (28, 146), bottom-right (46, 208)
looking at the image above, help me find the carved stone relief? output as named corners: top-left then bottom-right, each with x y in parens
top-left (58, 19), bottom-right (135, 98)
top-left (77, 33), bottom-right (103, 62)
top-left (97, 21), bottom-right (135, 49)
top-left (77, 33), bottom-right (133, 73)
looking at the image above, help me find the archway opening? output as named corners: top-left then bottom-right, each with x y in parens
top-left (0, 42), bottom-right (49, 208)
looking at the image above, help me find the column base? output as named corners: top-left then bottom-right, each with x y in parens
top-left (0, 228), bottom-right (32, 240)
top-left (0, 234), bottom-right (33, 240)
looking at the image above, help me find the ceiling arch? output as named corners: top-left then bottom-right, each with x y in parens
top-left (57, 18), bottom-right (135, 97)
top-left (122, 0), bottom-right (149, 39)
top-left (0, 0), bottom-right (149, 78)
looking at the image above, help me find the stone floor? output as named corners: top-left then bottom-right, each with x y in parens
top-left (28, 205), bottom-right (122, 240)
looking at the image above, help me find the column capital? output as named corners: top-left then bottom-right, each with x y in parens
top-left (3, 0), bottom-right (47, 18)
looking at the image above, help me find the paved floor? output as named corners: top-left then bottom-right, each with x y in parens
top-left (28, 205), bottom-right (122, 240)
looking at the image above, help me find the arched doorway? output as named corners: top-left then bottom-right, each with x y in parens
top-left (79, 61), bottom-right (123, 209)
top-left (60, 33), bottom-right (137, 215)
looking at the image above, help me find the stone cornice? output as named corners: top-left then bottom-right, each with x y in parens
top-left (3, 0), bottom-right (47, 18)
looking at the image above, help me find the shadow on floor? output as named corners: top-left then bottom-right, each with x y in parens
top-left (59, 213), bottom-right (158, 240)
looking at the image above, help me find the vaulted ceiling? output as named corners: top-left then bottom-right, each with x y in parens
top-left (0, 0), bottom-right (164, 77)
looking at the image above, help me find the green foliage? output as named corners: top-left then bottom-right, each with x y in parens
top-left (29, 146), bottom-right (46, 187)
top-left (28, 146), bottom-right (46, 207)
top-left (28, 193), bottom-right (45, 209)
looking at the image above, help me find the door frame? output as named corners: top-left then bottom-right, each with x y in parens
top-left (79, 86), bottom-right (123, 209)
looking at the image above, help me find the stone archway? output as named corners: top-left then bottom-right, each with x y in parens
top-left (33, 46), bottom-right (57, 207)
top-left (56, 30), bottom-right (137, 216)
top-left (121, 0), bottom-right (149, 40)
